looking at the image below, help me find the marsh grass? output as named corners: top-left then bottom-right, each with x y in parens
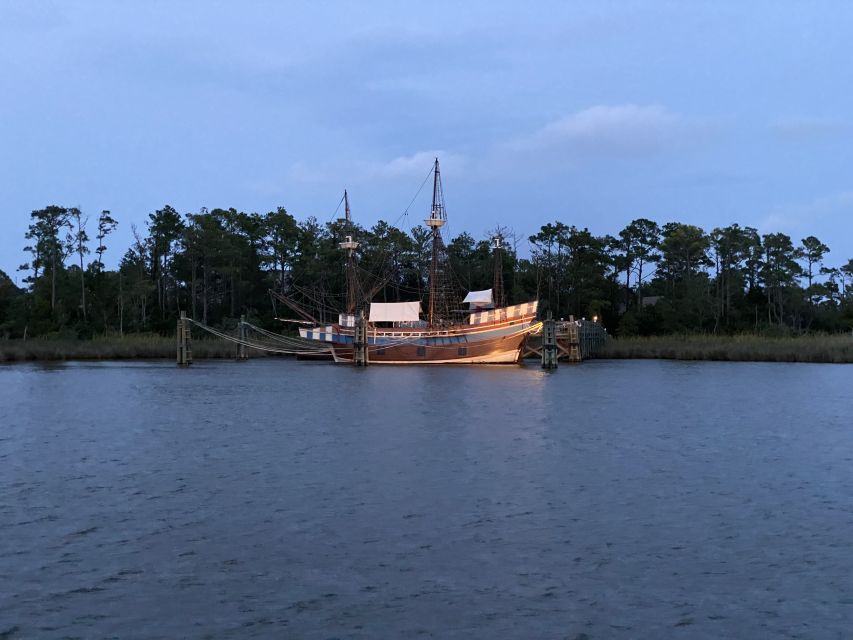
top-left (0, 335), bottom-right (257, 362)
top-left (5, 333), bottom-right (852, 364)
top-left (599, 333), bottom-right (853, 363)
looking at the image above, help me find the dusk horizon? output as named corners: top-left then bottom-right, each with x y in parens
top-left (3, 1), bottom-right (853, 278)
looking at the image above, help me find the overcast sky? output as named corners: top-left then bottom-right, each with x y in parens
top-left (2, 1), bottom-right (853, 279)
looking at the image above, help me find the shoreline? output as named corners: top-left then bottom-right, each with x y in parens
top-left (0, 336), bottom-right (253, 363)
top-left (597, 334), bottom-right (853, 364)
top-left (3, 333), bottom-right (853, 364)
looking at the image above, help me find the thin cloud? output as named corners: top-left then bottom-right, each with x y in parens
top-left (283, 150), bottom-right (467, 187)
top-left (367, 150), bottom-right (467, 178)
top-left (759, 191), bottom-right (853, 235)
top-left (511, 104), bottom-right (706, 155)
top-left (769, 116), bottom-right (851, 142)
top-left (286, 161), bottom-right (333, 185)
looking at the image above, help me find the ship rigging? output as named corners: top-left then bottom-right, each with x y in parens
top-left (276, 158), bottom-right (541, 364)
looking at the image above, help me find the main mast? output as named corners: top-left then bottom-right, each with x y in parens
top-left (492, 233), bottom-right (506, 308)
top-left (339, 190), bottom-right (360, 315)
top-left (426, 158), bottom-right (447, 326)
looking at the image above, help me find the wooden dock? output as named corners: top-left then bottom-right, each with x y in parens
top-left (178, 311), bottom-right (607, 367)
top-left (522, 318), bottom-right (607, 363)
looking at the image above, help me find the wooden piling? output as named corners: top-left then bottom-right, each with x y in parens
top-left (541, 311), bottom-right (557, 369)
top-left (177, 310), bottom-right (192, 366)
top-left (353, 310), bottom-right (369, 366)
top-left (237, 315), bottom-right (248, 360)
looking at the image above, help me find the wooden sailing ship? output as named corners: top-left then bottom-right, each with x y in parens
top-left (285, 158), bottom-right (540, 364)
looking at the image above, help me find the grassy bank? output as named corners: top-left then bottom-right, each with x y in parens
top-left (0, 335), bottom-right (252, 362)
top-left (6, 333), bottom-right (853, 364)
top-left (599, 333), bottom-right (853, 363)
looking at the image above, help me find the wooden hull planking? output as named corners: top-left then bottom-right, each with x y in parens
top-left (298, 301), bottom-right (540, 365)
top-left (331, 328), bottom-right (530, 364)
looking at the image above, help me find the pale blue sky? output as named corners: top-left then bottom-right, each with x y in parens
top-left (3, 1), bottom-right (853, 278)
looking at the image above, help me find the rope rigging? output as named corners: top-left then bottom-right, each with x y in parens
top-left (185, 318), bottom-right (332, 355)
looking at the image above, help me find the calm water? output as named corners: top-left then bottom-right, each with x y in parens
top-left (1, 358), bottom-right (853, 639)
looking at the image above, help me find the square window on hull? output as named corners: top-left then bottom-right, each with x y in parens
top-left (416, 346), bottom-right (426, 356)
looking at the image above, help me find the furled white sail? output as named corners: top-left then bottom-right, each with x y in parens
top-left (369, 301), bottom-right (422, 322)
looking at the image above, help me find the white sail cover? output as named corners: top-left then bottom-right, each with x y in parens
top-left (369, 301), bottom-right (422, 322)
top-left (463, 289), bottom-right (493, 305)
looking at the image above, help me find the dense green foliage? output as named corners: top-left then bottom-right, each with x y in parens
top-left (3, 204), bottom-right (853, 339)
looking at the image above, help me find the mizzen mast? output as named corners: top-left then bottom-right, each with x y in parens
top-left (339, 190), bottom-right (360, 315)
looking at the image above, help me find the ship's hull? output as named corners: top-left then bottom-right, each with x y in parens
top-left (329, 329), bottom-right (528, 364)
top-left (299, 301), bottom-right (539, 365)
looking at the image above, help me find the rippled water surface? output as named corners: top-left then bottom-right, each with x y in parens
top-left (2, 358), bottom-right (853, 638)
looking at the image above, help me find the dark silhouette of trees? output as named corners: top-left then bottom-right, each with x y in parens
top-left (21, 206), bottom-right (73, 319)
top-left (6, 202), bottom-right (853, 339)
top-left (67, 207), bottom-right (89, 323)
top-left (613, 218), bottom-right (661, 310)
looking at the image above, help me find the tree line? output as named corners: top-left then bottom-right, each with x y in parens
top-left (1, 204), bottom-right (852, 339)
